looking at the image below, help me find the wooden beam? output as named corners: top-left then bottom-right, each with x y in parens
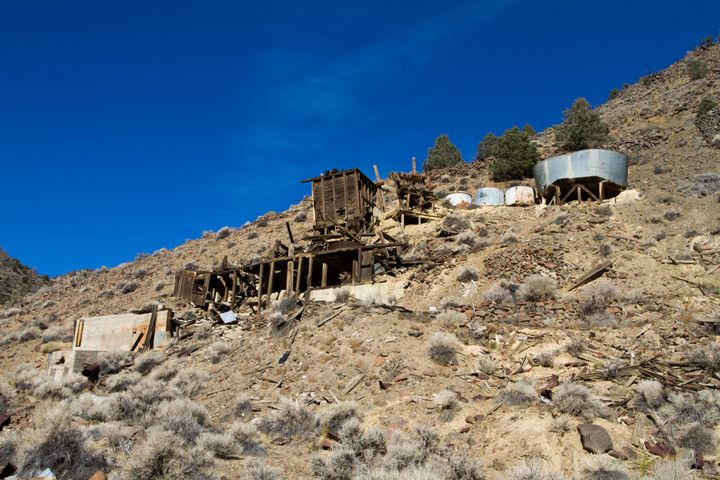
top-left (373, 164), bottom-right (381, 182)
top-left (411, 156), bottom-right (416, 174)
top-left (286, 260), bottom-right (294, 295)
top-left (295, 256), bottom-right (304, 293)
top-left (568, 261), bottom-right (613, 291)
top-left (285, 221), bottom-right (295, 244)
top-left (306, 255), bottom-right (314, 291)
top-left (257, 263), bottom-right (264, 309)
top-left (321, 263), bottom-right (328, 288)
top-left (266, 261), bottom-right (275, 309)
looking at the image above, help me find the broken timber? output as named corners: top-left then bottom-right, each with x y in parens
top-left (568, 261), bottom-right (613, 291)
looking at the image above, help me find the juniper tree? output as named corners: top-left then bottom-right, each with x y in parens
top-left (423, 134), bottom-right (464, 171)
top-left (555, 98), bottom-right (610, 151)
top-left (488, 126), bottom-right (539, 180)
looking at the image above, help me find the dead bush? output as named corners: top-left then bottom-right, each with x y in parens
top-left (0, 432), bottom-right (17, 465)
top-left (441, 214), bottom-right (470, 233)
top-left (688, 343), bottom-right (720, 372)
top-left (134, 350), bottom-right (165, 374)
top-left (194, 322), bottom-right (213, 339)
top-left (248, 231), bottom-right (258, 239)
top-left (150, 361), bottom-right (179, 382)
top-left (509, 457), bottom-right (565, 480)
top-left (501, 229), bottom-right (519, 245)
top-left (634, 380), bottom-right (665, 410)
top-left (661, 390), bottom-right (720, 454)
top-left (566, 339), bottom-right (584, 356)
top-left (319, 401), bottom-right (361, 438)
top-left (268, 311), bottom-right (294, 336)
top-left (18, 405), bottom-right (106, 479)
top-left (272, 295), bottom-right (299, 314)
top-left (208, 341), bottom-right (231, 364)
top-left (553, 382), bottom-right (608, 419)
top-left (32, 317), bottom-right (49, 330)
top-left (663, 210), bottom-right (681, 221)
top-left (106, 371), bottom-right (143, 392)
top-left (169, 367), bottom-right (209, 397)
top-left (118, 281), bottom-right (139, 294)
top-left (310, 446), bottom-right (357, 480)
top-left (99, 351), bottom-right (133, 374)
top-left (436, 310), bottom-right (466, 326)
top-left (40, 341), bottom-right (66, 353)
top-left (230, 421), bottom-right (266, 456)
top-left (498, 380), bottom-right (537, 406)
top-left (154, 397), bottom-right (210, 443)
top-left (18, 327), bottom-right (41, 342)
top-left (642, 458), bottom-right (693, 480)
top-left (579, 281), bottom-right (620, 318)
top-left (235, 393), bottom-right (253, 417)
top-left (294, 211), bottom-right (307, 222)
top-left (427, 332), bottom-right (459, 365)
top-left (217, 226), bottom-right (232, 239)
top-left (600, 360), bottom-right (622, 379)
top-left (457, 266), bottom-right (479, 282)
top-left (599, 243), bottom-right (613, 257)
top-left (256, 398), bottom-right (318, 439)
top-left (482, 283), bottom-right (513, 304)
top-left (476, 356), bottom-right (496, 375)
top-left (198, 431), bottom-right (239, 459)
top-left (433, 389), bottom-right (459, 422)
top-left (456, 231), bottom-right (478, 247)
top-left (333, 288), bottom-right (352, 303)
top-left (518, 275), bottom-right (556, 301)
top-left (582, 455), bottom-right (628, 480)
top-left (153, 280), bottom-right (166, 292)
top-left (533, 350), bottom-right (556, 368)
top-left (113, 427), bottom-right (216, 480)
top-left (243, 462), bottom-right (280, 480)
top-left (595, 205), bottom-right (613, 217)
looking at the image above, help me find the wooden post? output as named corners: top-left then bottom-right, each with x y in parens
top-left (577, 185), bottom-right (582, 202)
top-left (257, 263), bottom-right (264, 309)
top-left (231, 271), bottom-right (238, 309)
top-left (373, 164), bottom-right (381, 182)
top-left (411, 156), bottom-right (416, 174)
top-left (306, 255), bottom-right (314, 290)
top-left (321, 262), bottom-right (328, 288)
top-left (401, 212), bottom-right (405, 231)
top-left (285, 221), bottom-right (295, 244)
top-left (286, 260), bottom-right (294, 294)
top-left (599, 181), bottom-right (605, 201)
top-left (266, 261), bottom-right (275, 309)
top-left (295, 256), bottom-right (303, 293)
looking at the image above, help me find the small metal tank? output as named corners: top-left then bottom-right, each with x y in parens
top-left (444, 192), bottom-right (472, 208)
top-left (504, 186), bottom-right (536, 206)
top-left (473, 188), bottom-right (504, 206)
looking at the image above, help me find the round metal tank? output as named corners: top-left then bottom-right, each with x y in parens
top-left (533, 149), bottom-right (628, 192)
top-left (444, 192), bottom-right (472, 208)
top-left (473, 188), bottom-right (504, 206)
top-left (504, 186), bottom-right (535, 206)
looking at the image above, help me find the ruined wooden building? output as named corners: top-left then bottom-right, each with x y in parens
top-left (388, 172), bottom-right (438, 228)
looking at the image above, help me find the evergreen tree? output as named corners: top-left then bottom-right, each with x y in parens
top-left (475, 132), bottom-right (499, 161)
top-left (489, 126), bottom-right (540, 181)
top-left (554, 98), bottom-right (610, 151)
top-left (522, 123), bottom-right (536, 137)
top-left (423, 134), bottom-right (464, 171)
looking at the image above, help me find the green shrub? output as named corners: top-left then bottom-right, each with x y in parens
top-left (423, 134), bottom-right (464, 171)
top-left (555, 98), bottom-right (610, 151)
top-left (697, 96), bottom-right (717, 117)
top-left (687, 59), bottom-right (709, 80)
top-left (487, 126), bottom-right (540, 180)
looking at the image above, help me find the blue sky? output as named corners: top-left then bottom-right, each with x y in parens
top-left (1, 1), bottom-right (718, 276)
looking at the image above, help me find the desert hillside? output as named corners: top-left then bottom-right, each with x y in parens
top-left (0, 249), bottom-right (50, 307)
top-left (0, 42), bottom-right (719, 480)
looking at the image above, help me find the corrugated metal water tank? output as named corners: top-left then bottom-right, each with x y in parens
top-left (504, 186), bottom-right (535, 206)
top-left (533, 149), bottom-right (628, 193)
top-left (473, 188), bottom-right (504, 206)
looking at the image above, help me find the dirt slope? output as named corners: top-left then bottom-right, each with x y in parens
top-left (0, 248), bottom-right (51, 307)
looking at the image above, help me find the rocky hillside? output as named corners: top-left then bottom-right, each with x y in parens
top-left (0, 42), bottom-right (719, 480)
top-left (0, 248), bottom-right (50, 306)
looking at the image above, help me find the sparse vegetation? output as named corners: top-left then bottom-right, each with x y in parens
top-left (687, 59), bottom-right (708, 80)
top-left (482, 282), bottom-right (514, 304)
top-left (257, 398), bottom-right (318, 439)
top-left (441, 214), bottom-right (470, 233)
top-left (553, 382), bottom-right (608, 419)
top-left (457, 265), bottom-right (479, 282)
top-left (582, 455), bottom-right (628, 480)
top-left (498, 380), bottom-right (537, 406)
top-left (428, 332), bottom-right (459, 365)
top-left (476, 355), bottom-right (496, 375)
top-left (99, 351), bottom-right (133, 374)
top-left (423, 134), bottom-right (464, 171)
top-left (294, 211), bottom-right (307, 222)
top-left (134, 350), bottom-right (165, 374)
top-left (509, 457), bottom-right (565, 480)
top-left (433, 389), bottom-right (459, 422)
top-left (482, 126), bottom-right (540, 181)
top-left (436, 310), bottom-right (466, 326)
top-left (217, 226), bottom-right (232, 239)
top-left (518, 275), bottom-right (557, 301)
top-left (208, 341), bottom-right (231, 364)
top-left (688, 342), bottom-right (720, 372)
top-left (533, 350), bottom-right (556, 368)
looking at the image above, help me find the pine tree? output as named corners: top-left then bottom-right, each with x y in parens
top-left (489, 127), bottom-right (540, 181)
top-left (423, 134), bottom-right (464, 171)
top-left (475, 132), bottom-right (499, 161)
top-left (554, 98), bottom-right (610, 151)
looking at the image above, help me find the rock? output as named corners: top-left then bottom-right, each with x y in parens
top-left (407, 329), bottom-right (423, 337)
top-left (88, 472), bottom-right (106, 480)
top-left (577, 423), bottom-right (613, 453)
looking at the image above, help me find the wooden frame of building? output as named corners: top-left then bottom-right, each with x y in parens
top-left (388, 172), bottom-right (439, 229)
top-left (302, 168), bottom-right (378, 236)
top-left (172, 268), bottom-right (257, 311)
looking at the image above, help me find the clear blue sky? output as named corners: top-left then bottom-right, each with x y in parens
top-left (1, 1), bottom-right (718, 276)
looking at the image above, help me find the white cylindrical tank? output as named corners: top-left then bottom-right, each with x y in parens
top-left (474, 188), bottom-right (504, 206)
top-left (504, 186), bottom-right (536, 206)
top-left (444, 192), bottom-right (472, 208)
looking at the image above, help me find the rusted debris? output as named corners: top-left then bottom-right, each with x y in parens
top-left (644, 440), bottom-right (676, 458)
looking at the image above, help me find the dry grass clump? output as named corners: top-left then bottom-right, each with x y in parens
top-left (427, 332), bottom-right (459, 365)
top-left (199, 424), bottom-right (265, 460)
top-left (154, 280), bottom-right (166, 291)
top-left (257, 398), bottom-right (318, 439)
top-left (268, 311), bottom-right (295, 336)
top-left (194, 322), bottom-right (213, 339)
top-left (117, 281), bottom-right (139, 294)
top-left (501, 229), bottom-right (519, 245)
top-left (533, 350), bottom-right (556, 368)
top-left (498, 380), bottom-right (537, 406)
top-left (553, 382), bottom-right (608, 420)
top-left (457, 266), bottom-right (479, 282)
top-left (509, 457), bottom-right (565, 480)
top-left (169, 367), bottom-right (209, 397)
top-left (441, 214), bottom-right (470, 232)
top-left (105, 371), bottom-right (142, 392)
top-left (33, 372), bottom-right (87, 400)
top-left (579, 281), bottom-right (620, 317)
top-left (208, 341), bottom-right (231, 364)
top-left (113, 427), bottom-right (216, 480)
top-left (456, 231), bottom-right (479, 247)
top-left (634, 380), bottom-right (665, 410)
top-left (687, 342), bottom-right (720, 372)
top-left (518, 275), bottom-right (557, 301)
top-left (134, 350), bottom-right (165, 374)
top-left (40, 340), bottom-right (67, 353)
top-left (661, 389), bottom-right (720, 453)
top-left (154, 397), bottom-right (210, 442)
top-left (0, 431), bottom-right (17, 465)
top-left (476, 356), bottom-right (497, 375)
top-left (433, 389), bottom-right (459, 422)
top-left (641, 458), bottom-right (693, 480)
top-left (217, 226), bottom-right (232, 239)
top-left (235, 393), bottom-right (253, 417)
top-left (482, 282), bottom-right (514, 304)
top-left (599, 242), bottom-right (613, 257)
top-left (436, 310), bottom-right (466, 326)
top-left (333, 287), bottom-right (352, 303)
top-left (17, 405), bottom-right (106, 479)
top-left (319, 401), bottom-right (361, 438)
top-left (272, 295), bottom-right (299, 314)
top-left (243, 462), bottom-right (280, 480)
top-left (150, 361), bottom-right (179, 382)
top-left (99, 351), bottom-right (133, 375)
top-left (582, 455), bottom-right (628, 480)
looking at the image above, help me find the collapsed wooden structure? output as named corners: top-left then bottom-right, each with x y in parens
top-left (387, 172), bottom-right (439, 228)
top-left (172, 268), bottom-right (257, 310)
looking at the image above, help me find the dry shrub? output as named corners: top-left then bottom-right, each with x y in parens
top-left (582, 455), bottom-right (628, 480)
top-left (482, 283), bottom-right (513, 304)
top-left (268, 311), bottom-right (294, 336)
top-left (436, 310), bottom-right (466, 326)
top-left (319, 401), bottom-right (361, 438)
top-left (498, 380), bottom-right (537, 406)
top-left (134, 350), bottom-right (165, 374)
top-left (217, 226), bottom-right (232, 239)
top-left (170, 367), bottom-right (209, 397)
top-left (688, 343), bottom-right (720, 372)
top-left (509, 457), bottom-right (565, 480)
top-left (150, 361), bottom-right (179, 382)
top-left (476, 356), bottom-right (496, 375)
top-left (99, 351), bottom-right (133, 375)
top-left (457, 266), bottom-right (479, 282)
top-left (433, 390), bottom-right (459, 422)
top-left (41, 326), bottom-right (71, 343)
top-left (442, 297), bottom-right (463, 309)
top-left (113, 427), bottom-right (216, 480)
top-left (501, 229), bottom-right (519, 245)
top-left (553, 382), bottom-right (608, 420)
top-left (427, 332), bottom-right (459, 365)
top-left (333, 287), bottom-right (352, 303)
top-left (0, 431), bottom-right (17, 465)
top-left (642, 458), bottom-right (693, 480)
top-left (518, 275), bottom-right (556, 301)
top-left (194, 322), bottom-right (213, 339)
top-left (154, 280), bottom-right (166, 292)
top-left (634, 380), bottom-right (665, 410)
top-left (566, 339), bottom-right (583, 356)
top-left (154, 398), bottom-right (210, 443)
top-left (533, 350), bottom-right (556, 367)
top-left (256, 398), bottom-right (318, 439)
top-left (243, 462), bottom-right (280, 480)
top-left (18, 405), bottom-right (106, 479)
top-left (441, 214), bottom-right (470, 233)
top-left (235, 393), bottom-right (253, 417)
top-left (118, 281), bottom-right (139, 294)
top-left (208, 341), bottom-right (231, 364)
top-left (579, 281), bottom-right (620, 318)
top-left (40, 340), bottom-right (67, 353)
top-left (18, 327), bottom-right (41, 342)
top-left (33, 372), bottom-right (86, 400)
top-left (661, 389), bottom-right (720, 453)
top-left (456, 231), bottom-right (478, 247)
top-left (600, 359), bottom-right (622, 379)
top-left (272, 295), bottom-right (299, 314)
top-left (105, 371), bottom-right (143, 392)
